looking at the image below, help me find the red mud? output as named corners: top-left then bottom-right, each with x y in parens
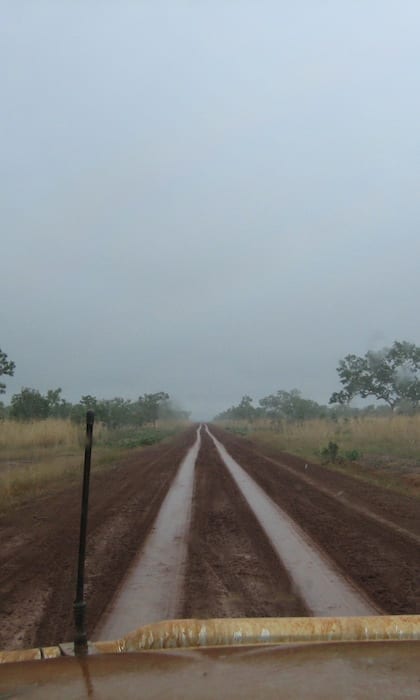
top-left (0, 428), bottom-right (196, 650)
top-left (182, 430), bottom-right (308, 618)
top-left (1, 424), bottom-right (418, 652)
top-left (210, 427), bottom-right (420, 615)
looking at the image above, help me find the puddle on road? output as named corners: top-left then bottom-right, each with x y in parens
top-left (94, 427), bottom-right (202, 640)
top-left (207, 427), bottom-right (378, 617)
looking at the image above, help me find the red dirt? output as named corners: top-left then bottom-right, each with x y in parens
top-left (246, 439), bottom-right (420, 537)
top-left (0, 428), bottom-right (196, 650)
top-left (182, 430), bottom-right (308, 618)
top-left (210, 427), bottom-right (420, 615)
top-left (1, 424), bottom-right (419, 652)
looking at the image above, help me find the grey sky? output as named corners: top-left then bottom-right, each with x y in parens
top-left (2, 1), bottom-right (420, 419)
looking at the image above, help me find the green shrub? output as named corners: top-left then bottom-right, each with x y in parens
top-left (344, 449), bottom-right (361, 461)
top-left (104, 427), bottom-right (177, 449)
top-left (320, 441), bottom-right (340, 463)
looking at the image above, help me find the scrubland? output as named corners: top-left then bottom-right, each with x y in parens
top-left (0, 418), bottom-right (188, 511)
top-left (2, 414), bottom-right (419, 510)
top-left (217, 415), bottom-right (420, 498)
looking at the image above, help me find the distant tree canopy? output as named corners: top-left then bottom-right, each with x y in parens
top-left (229, 395), bottom-right (259, 422)
top-left (6, 387), bottom-right (187, 425)
top-left (71, 391), bottom-right (184, 427)
top-left (329, 341), bottom-right (420, 412)
top-left (140, 392), bottom-right (170, 426)
top-left (214, 395), bottom-right (259, 423)
top-left (215, 390), bottom-right (328, 423)
top-left (0, 348), bottom-right (15, 395)
top-left (259, 389), bottom-right (326, 422)
top-left (215, 340), bottom-right (420, 423)
top-left (10, 388), bottom-right (51, 421)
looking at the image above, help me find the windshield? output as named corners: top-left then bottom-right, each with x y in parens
top-left (0, 2), bottom-right (419, 653)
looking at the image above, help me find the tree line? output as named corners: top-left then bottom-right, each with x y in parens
top-left (3, 388), bottom-right (189, 427)
top-left (216, 390), bottom-right (329, 423)
top-left (216, 340), bottom-right (420, 422)
top-left (2, 338), bottom-right (420, 424)
top-left (0, 350), bottom-right (188, 426)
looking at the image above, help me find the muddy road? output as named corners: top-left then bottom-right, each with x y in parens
top-left (183, 430), bottom-right (308, 619)
top-left (0, 425), bottom-right (418, 650)
top-left (0, 429), bottom-right (197, 650)
top-left (209, 426), bottom-right (420, 616)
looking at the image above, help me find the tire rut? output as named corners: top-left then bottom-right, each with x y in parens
top-left (182, 430), bottom-right (308, 618)
top-left (0, 428), bottom-right (196, 650)
top-left (211, 427), bottom-right (419, 615)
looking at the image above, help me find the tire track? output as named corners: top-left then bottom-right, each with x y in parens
top-left (207, 427), bottom-right (378, 616)
top-left (0, 428), bottom-right (197, 649)
top-left (211, 427), bottom-right (420, 614)
top-left (255, 452), bottom-right (420, 546)
top-left (94, 427), bottom-right (202, 640)
top-left (183, 430), bottom-right (307, 618)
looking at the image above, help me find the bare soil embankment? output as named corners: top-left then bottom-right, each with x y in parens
top-left (210, 426), bottom-right (420, 615)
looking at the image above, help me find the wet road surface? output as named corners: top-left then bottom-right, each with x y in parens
top-left (206, 427), bottom-right (378, 616)
top-left (94, 427), bottom-right (202, 640)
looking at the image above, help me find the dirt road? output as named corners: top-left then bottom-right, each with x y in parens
top-left (209, 426), bottom-right (420, 615)
top-left (183, 430), bottom-right (308, 618)
top-left (0, 424), bottom-right (418, 650)
top-left (0, 428), bottom-right (196, 650)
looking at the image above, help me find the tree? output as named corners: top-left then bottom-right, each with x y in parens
top-left (80, 395), bottom-right (98, 410)
top-left (235, 395), bottom-right (258, 422)
top-left (46, 388), bottom-right (63, 411)
top-left (139, 392), bottom-right (170, 426)
top-left (46, 388), bottom-right (72, 418)
top-left (96, 397), bottom-right (133, 428)
top-left (259, 389), bottom-right (324, 423)
top-left (10, 387), bottom-right (50, 420)
top-left (0, 348), bottom-right (15, 394)
top-left (329, 341), bottom-right (420, 411)
top-left (69, 392), bottom-right (174, 426)
top-left (214, 395), bottom-right (261, 422)
top-left (70, 395), bottom-right (98, 423)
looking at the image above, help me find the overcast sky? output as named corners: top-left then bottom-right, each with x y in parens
top-left (1, 1), bottom-right (420, 419)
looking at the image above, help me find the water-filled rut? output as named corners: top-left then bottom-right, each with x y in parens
top-left (96, 426), bottom-right (377, 641)
top-left (94, 427), bottom-right (202, 640)
top-left (206, 427), bottom-right (379, 616)
top-left (210, 426), bottom-right (419, 615)
top-left (182, 429), bottom-right (308, 618)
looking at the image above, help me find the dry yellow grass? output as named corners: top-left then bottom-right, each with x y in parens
top-left (219, 415), bottom-right (420, 459)
top-left (0, 418), bottom-right (187, 511)
top-left (0, 420), bottom-right (87, 509)
top-left (217, 415), bottom-right (420, 497)
top-left (0, 418), bottom-right (111, 452)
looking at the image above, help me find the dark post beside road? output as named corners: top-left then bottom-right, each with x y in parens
top-left (73, 410), bottom-right (95, 656)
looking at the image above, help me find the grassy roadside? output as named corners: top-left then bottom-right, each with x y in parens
top-left (0, 419), bottom-right (189, 512)
top-left (217, 416), bottom-right (420, 499)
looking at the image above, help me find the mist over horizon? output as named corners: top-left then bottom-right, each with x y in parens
top-left (2, 2), bottom-right (420, 422)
